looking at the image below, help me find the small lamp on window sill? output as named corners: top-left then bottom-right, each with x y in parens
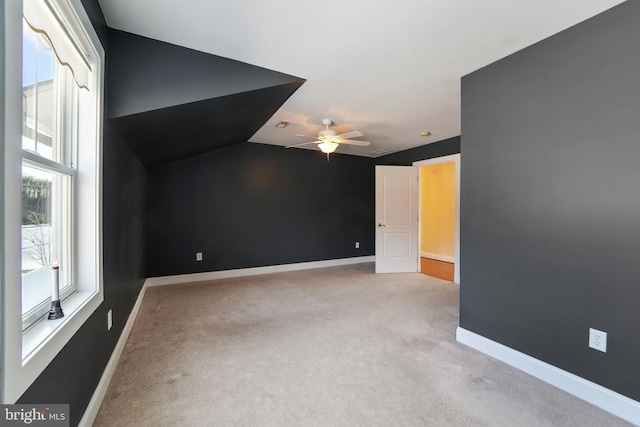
top-left (48, 262), bottom-right (64, 320)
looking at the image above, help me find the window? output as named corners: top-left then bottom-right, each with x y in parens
top-left (21, 20), bottom-right (77, 330)
top-left (1, 0), bottom-right (104, 403)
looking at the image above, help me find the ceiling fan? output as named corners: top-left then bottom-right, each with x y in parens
top-left (286, 119), bottom-right (371, 159)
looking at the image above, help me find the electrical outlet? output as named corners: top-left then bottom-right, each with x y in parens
top-left (196, 252), bottom-right (203, 261)
top-left (589, 328), bottom-right (607, 352)
top-left (107, 309), bottom-right (113, 330)
top-left (355, 241), bottom-right (360, 249)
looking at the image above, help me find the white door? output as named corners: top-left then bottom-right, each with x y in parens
top-left (375, 166), bottom-right (418, 273)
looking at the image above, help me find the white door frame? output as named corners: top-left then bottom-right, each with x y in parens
top-left (413, 154), bottom-right (461, 284)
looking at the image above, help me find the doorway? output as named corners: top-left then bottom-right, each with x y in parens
top-left (413, 154), bottom-right (460, 283)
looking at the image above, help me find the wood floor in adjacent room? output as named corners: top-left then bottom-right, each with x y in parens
top-left (94, 263), bottom-right (631, 426)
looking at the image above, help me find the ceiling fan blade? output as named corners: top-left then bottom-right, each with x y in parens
top-left (337, 131), bottom-right (364, 139)
top-left (294, 134), bottom-right (319, 139)
top-left (340, 139), bottom-right (371, 146)
top-left (285, 141), bottom-right (320, 149)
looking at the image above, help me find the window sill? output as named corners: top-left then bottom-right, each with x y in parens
top-left (22, 288), bottom-right (102, 371)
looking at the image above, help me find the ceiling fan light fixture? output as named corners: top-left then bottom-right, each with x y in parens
top-left (318, 140), bottom-right (339, 153)
top-left (286, 118), bottom-right (369, 158)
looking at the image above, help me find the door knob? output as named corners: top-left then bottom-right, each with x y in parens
top-left (377, 223), bottom-right (386, 227)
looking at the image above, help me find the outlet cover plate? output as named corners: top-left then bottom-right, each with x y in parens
top-left (589, 328), bottom-right (607, 352)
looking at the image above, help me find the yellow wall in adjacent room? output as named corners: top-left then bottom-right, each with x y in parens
top-left (421, 162), bottom-right (455, 257)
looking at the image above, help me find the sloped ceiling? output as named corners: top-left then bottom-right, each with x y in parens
top-left (107, 30), bottom-right (305, 167)
top-left (100, 0), bottom-right (626, 158)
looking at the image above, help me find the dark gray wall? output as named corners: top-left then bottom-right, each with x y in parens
top-left (107, 30), bottom-right (303, 119)
top-left (375, 136), bottom-right (460, 165)
top-left (460, 1), bottom-right (640, 400)
top-left (147, 144), bottom-right (375, 277)
top-left (17, 2), bottom-right (148, 426)
top-left (106, 29), bottom-right (305, 168)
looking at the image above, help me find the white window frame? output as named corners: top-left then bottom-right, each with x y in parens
top-left (1, 0), bottom-right (104, 404)
top-left (20, 157), bottom-right (76, 331)
top-left (20, 37), bottom-right (78, 329)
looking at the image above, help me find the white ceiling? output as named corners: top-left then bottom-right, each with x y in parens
top-left (98, 0), bottom-right (625, 157)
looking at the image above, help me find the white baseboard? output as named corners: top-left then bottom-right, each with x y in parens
top-left (456, 327), bottom-right (640, 426)
top-left (146, 256), bottom-right (376, 287)
top-left (78, 281), bottom-right (149, 427)
top-left (420, 252), bottom-right (455, 263)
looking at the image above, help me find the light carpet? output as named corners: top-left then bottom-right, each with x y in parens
top-left (93, 263), bottom-right (631, 426)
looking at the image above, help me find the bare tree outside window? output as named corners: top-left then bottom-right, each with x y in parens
top-left (21, 171), bottom-right (53, 273)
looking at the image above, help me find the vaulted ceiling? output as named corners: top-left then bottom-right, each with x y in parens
top-left (99, 0), bottom-right (626, 159)
top-left (106, 30), bottom-right (304, 167)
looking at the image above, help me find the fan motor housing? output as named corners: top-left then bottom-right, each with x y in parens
top-left (318, 129), bottom-right (337, 137)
